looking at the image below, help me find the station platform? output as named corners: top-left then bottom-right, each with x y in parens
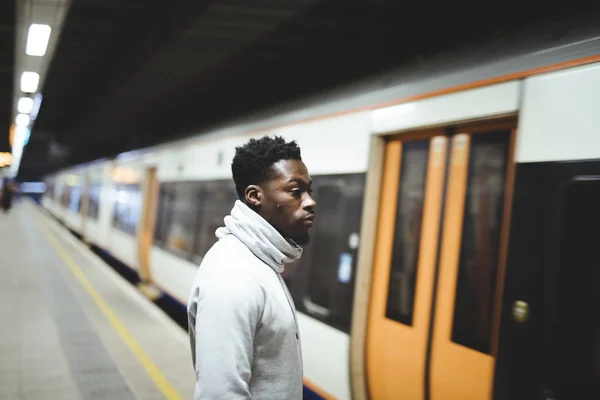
top-left (0, 200), bottom-right (195, 399)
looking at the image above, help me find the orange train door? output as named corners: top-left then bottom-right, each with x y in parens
top-left (366, 123), bottom-right (516, 400)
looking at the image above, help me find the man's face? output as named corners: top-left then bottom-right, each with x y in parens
top-left (256, 159), bottom-right (316, 245)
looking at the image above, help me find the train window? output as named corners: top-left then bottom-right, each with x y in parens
top-left (112, 183), bottom-right (143, 235)
top-left (385, 140), bottom-right (429, 325)
top-left (163, 182), bottom-right (201, 258)
top-left (304, 184), bottom-right (343, 311)
top-left (192, 181), bottom-right (238, 264)
top-left (45, 181), bottom-right (55, 200)
top-left (61, 185), bottom-right (70, 208)
top-left (87, 182), bottom-right (101, 219)
top-left (154, 183), bottom-right (175, 247)
top-left (287, 173), bottom-right (364, 333)
top-left (68, 185), bottom-right (82, 213)
top-left (451, 130), bottom-right (510, 354)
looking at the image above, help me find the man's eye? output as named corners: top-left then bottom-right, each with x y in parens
top-left (291, 189), bottom-right (301, 197)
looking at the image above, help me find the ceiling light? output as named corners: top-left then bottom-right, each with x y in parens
top-left (26, 24), bottom-right (52, 56)
top-left (21, 71), bottom-right (39, 93)
top-left (17, 97), bottom-right (34, 114)
top-left (15, 113), bottom-right (30, 127)
top-left (13, 126), bottom-right (28, 148)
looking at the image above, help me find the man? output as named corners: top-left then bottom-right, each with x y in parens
top-left (187, 135), bottom-right (316, 399)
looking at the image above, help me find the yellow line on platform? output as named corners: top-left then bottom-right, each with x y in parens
top-left (35, 216), bottom-right (182, 400)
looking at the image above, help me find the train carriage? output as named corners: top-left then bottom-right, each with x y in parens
top-left (42, 26), bottom-right (600, 400)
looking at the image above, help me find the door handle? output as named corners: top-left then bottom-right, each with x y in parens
top-left (512, 300), bottom-right (530, 323)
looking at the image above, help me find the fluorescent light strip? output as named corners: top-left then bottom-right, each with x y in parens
top-left (15, 113), bottom-right (30, 127)
top-left (21, 71), bottom-right (39, 93)
top-left (18, 97), bottom-right (34, 114)
top-left (26, 24), bottom-right (52, 56)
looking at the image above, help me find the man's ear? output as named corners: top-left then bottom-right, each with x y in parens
top-left (244, 185), bottom-right (262, 208)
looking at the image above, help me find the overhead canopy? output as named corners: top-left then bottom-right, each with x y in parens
top-left (4, 0), bottom-right (600, 180)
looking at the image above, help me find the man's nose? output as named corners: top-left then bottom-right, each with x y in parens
top-left (303, 193), bottom-right (316, 210)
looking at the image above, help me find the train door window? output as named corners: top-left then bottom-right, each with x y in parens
top-left (551, 177), bottom-right (600, 398)
top-left (385, 140), bottom-right (429, 325)
top-left (163, 182), bottom-right (200, 259)
top-left (451, 130), bottom-right (510, 354)
top-left (304, 183), bottom-right (344, 314)
top-left (112, 183), bottom-right (143, 235)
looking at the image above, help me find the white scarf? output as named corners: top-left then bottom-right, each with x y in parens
top-left (215, 200), bottom-right (303, 273)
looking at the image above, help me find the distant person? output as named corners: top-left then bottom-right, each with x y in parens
top-left (187, 135), bottom-right (316, 400)
top-left (1, 179), bottom-right (13, 213)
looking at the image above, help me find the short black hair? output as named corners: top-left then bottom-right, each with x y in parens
top-left (231, 135), bottom-right (302, 199)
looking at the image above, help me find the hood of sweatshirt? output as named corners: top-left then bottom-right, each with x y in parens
top-left (215, 200), bottom-right (303, 273)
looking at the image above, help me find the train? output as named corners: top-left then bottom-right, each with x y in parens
top-left (41, 22), bottom-right (600, 400)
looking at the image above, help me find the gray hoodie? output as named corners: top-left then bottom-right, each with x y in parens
top-left (187, 200), bottom-right (304, 400)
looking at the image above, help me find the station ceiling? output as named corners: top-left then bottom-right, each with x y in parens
top-left (2, 0), bottom-right (599, 181)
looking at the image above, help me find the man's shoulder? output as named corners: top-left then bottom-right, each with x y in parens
top-left (201, 234), bottom-right (255, 266)
top-left (194, 235), bottom-right (267, 284)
